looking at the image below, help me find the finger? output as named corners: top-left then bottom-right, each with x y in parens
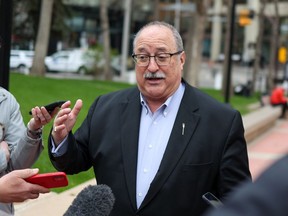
top-left (53, 124), bottom-right (66, 133)
top-left (14, 168), bottom-right (39, 178)
top-left (35, 185), bottom-right (50, 194)
top-left (53, 114), bottom-right (69, 132)
top-left (61, 100), bottom-right (71, 109)
top-left (40, 107), bottom-right (52, 122)
top-left (55, 108), bottom-right (71, 119)
top-left (30, 184), bottom-right (50, 194)
top-left (31, 107), bottom-right (40, 121)
top-left (35, 108), bottom-right (46, 122)
top-left (71, 99), bottom-right (83, 116)
top-left (32, 107), bottom-right (45, 122)
top-left (29, 193), bottom-right (40, 200)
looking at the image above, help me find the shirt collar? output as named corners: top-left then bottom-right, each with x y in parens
top-left (140, 82), bottom-right (185, 116)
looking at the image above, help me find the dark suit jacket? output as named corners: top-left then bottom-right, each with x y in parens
top-left (49, 81), bottom-right (251, 216)
top-left (203, 155), bottom-right (288, 216)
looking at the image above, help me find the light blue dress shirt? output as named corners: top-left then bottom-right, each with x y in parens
top-left (136, 83), bottom-right (185, 208)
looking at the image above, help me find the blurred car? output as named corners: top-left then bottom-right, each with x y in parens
top-left (10, 50), bottom-right (34, 74)
top-left (45, 49), bottom-right (95, 74)
top-left (217, 53), bottom-right (242, 63)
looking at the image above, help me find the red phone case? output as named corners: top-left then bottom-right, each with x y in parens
top-left (25, 172), bottom-right (68, 188)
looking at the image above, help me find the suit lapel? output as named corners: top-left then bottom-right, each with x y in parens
top-left (120, 89), bottom-right (141, 210)
top-left (139, 85), bottom-right (200, 210)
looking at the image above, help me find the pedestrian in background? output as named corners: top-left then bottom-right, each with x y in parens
top-left (270, 82), bottom-right (288, 118)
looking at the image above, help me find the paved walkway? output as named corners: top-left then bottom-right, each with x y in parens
top-left (248, 118), bottom-right (288, 180)
top-left (14, 179), bottom-right (96, 216)
top-left (14, 118), bottom-right (288, 215)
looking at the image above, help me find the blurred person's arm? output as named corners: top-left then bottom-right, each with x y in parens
top-left (8, 101), bottom-right (58, 171)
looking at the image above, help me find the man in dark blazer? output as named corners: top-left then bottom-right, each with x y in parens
top-left (204, 155), bottom-right (288, 216)
top-left (48, 21), bottom-right (251, 216)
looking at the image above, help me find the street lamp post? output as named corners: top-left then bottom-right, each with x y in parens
top-left (224, 0), bottom-right (236, 104)
top-left (0, 0), bottom-right (13, 90)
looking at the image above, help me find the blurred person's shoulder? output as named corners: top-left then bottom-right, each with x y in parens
top-left (0, 87), bottom-right (18, 104)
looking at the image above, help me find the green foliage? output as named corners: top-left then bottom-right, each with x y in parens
top-left (9, 73), bottom-right (258, 193)
top-left (201, 88), bottom-right (260, 115)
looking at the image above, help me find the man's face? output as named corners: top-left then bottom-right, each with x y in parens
top-left (133, 25), bottom-right (185, 103)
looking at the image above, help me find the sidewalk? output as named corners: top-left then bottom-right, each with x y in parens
top-left (14, 118), bottom-right (288, 215)
top-left (248, 118), bottom-right (288, 180)
top-left (14, 179), bottom-right (96, 216)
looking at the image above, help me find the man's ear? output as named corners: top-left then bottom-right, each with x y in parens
top-left (180, 51), bottom-right (186, 69)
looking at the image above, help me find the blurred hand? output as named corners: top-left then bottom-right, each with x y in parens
top-left (0, 168), bottom-right (50, 203)
top-left (0, 141), bottom-right (10, 162)
top-left (51, 99), bottom-right (83, 145)
top-left (29, 104), bottom-right (59, 131)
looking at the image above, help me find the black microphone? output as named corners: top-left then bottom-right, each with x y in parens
top-left (64, 184), bottom-right (115, 216)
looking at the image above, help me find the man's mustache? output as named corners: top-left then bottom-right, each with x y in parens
top-left (143, 72), bottom-right (166, 79)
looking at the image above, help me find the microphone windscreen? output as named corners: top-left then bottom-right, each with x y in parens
top-left (64, 184), bottom-right (115, 216)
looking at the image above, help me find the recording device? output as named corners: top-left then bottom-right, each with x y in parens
top-left (64, 184), bottom-right (115, 216)
top-left (25, 172), bottom-right (68, 188)
top-left (202, 192), bottom-right (223, 208)
top-left (29, 100), bottom-right (67, 115)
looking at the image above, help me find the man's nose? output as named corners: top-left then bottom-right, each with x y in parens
top-left (147, 57), bottom-right (159, 71)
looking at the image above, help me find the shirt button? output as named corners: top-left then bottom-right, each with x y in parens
top-left (138, 192), bottom-right (143, 197)
top-left (148, 144), bottom-right (153, 149)
top-left (143, 168), bottom-right (148, 173)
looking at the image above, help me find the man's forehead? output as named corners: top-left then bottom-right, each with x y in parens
top-left (140, 25), bottom-right (171, 36)
top-left (136, 46), bottom-right (169, 53)
top-left (134, 26), bottom-right (175, 50)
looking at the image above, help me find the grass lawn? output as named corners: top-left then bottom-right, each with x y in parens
top-left (9, 72), bottom-right (259, 193)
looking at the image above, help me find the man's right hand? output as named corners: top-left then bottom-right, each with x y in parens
top-left (51, 99), bottom-right (83, 145)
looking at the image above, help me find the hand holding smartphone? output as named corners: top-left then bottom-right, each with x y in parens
top-left (29, 100), bottom-right (67, 115)
top-left (25, 172), bottom-right (68, 188)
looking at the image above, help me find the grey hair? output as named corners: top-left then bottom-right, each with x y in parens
top-left (133, 21), bottom-right (184, 51)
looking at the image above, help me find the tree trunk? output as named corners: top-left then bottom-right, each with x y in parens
top-left (100, 0), bottom-right (112, 80)
top-left (267, 0), bottom-right (279, 92)
top-left (252, 0), bottom-right (266, 94)
top-left (30, 0), bottom-right (54, 76)
top-left (153, 0), bottom-right (160, 20)
top-left (183, 0), bottom-right (210, 87)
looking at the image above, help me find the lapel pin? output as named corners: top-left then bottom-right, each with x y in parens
top-left (182, 123), bottom-right (185, 135)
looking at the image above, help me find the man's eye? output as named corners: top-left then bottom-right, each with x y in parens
top-left (157, 54), bottom-right (169, 61)
top-left (138, 55), bottom-right (148, 61)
